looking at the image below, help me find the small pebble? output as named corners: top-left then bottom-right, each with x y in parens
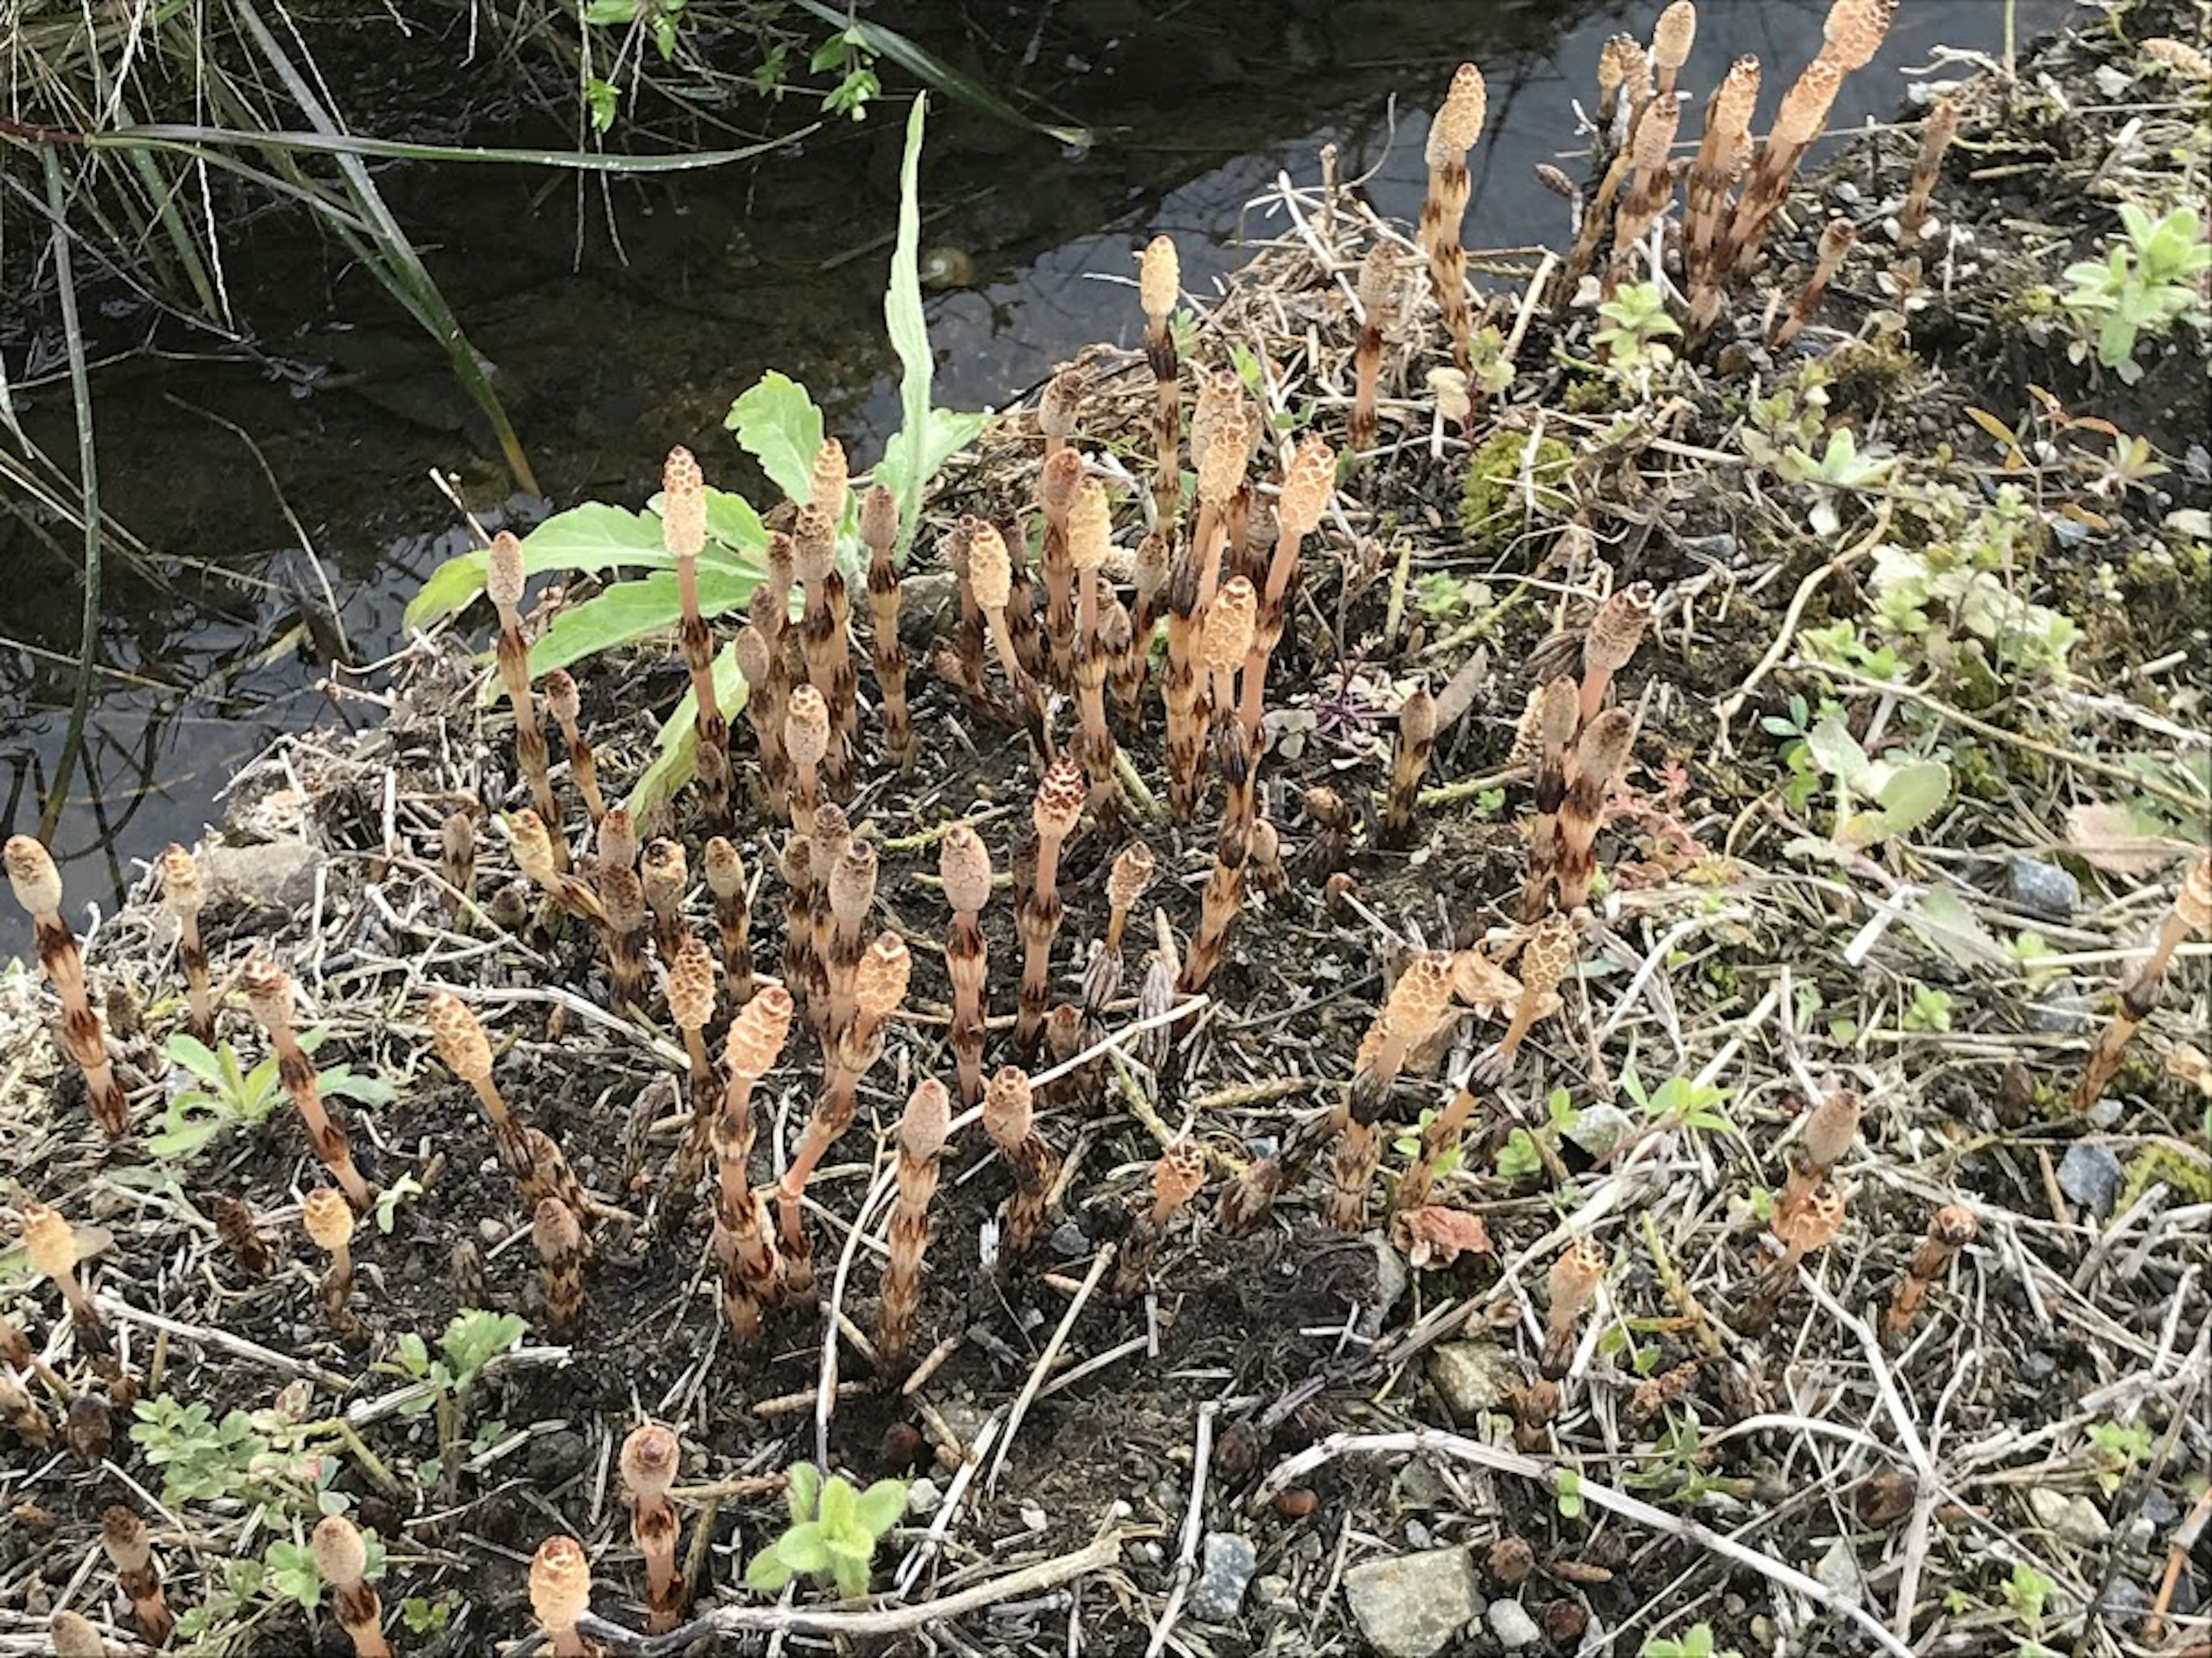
top-left (2099, 1580), bottom-right (2149, 1621)
top-left (2020, 1349), bottom-right (2059, 1385)
top-left (2056, 1144), bottom-right (2124, 1217)
top-left (1254, 1573), bottom-right (1291, 1606)
top-left (1813, 1536), bottom-right (1863, 1603)
top-left (2143, 1488), bottom-right (2182, 1528)
top-left (1488, 1599), bottom-right (1542, 1650)
top-left (1243, 1135), bottom-right (1281, 1161)
top-left (1021, 1505), bottom-right (1048, 1534)
top-left (2009, 856), bottom-right (2082, 919)
top-left (1832, 180), bottom-right (1862, 205)
top-left (1189, 1532), bottom-right (1259, 1623)
top-left (907, 1478), bottom-right (942, 1516)
top-left (478, 1217), bottom-right (505, 1244)
top-left (1048, 1221), bottom-right (1091, 1258)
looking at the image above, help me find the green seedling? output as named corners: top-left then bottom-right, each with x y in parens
top-left (745, 1463), bottom-right (908, 1599)
top-left (2061, 204), bottom-right (2211, 382)
top-left (1642, 1624), bottom-right (1741, 1658)
top-left (1619, 1066), bottom-right (1733, 1135)
top-left (1781, 426), bottom-right (1893, 537)
top-left (150, 1031), bottom-right (393, 1164)
top-left (376, 1311), bottom-right (525, 1489)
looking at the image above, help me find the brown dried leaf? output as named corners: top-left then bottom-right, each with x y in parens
top-left (2065, 803), bottom-right (2191, 877)
top-left (1390, 1204), bottom-right (1493, 1269)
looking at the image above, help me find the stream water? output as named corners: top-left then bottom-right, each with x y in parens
top-left (1, 0), bottom-right (2054, 951)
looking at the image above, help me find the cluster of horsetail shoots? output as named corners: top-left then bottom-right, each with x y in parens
top-left (103, 1506), bottom-right (175, 1646)
top-left (510, 809), bottom-right (605, 928)
top-left (529, 1535), bottom-right (594, 1658)
top-left (878, 1078), bottom-right (951, 1375)
top-left (735, 610), bottom-right (790, 816)
top-left (1540, 1238), bottom-right (1605, 1379)
top-left (2074, 855), bottom-right (2211, 1111)
top-left (959, 520), bottom-right (1045, 744)
top-left (313, 1514), bottom-right (391, 1657)
top-left (621, 1424), bottom-right (684, 1632)
top-left (7, 836), bottom-right (130, 1138)
top-left (303, 1188), bottom-right (363, 1341)
top-left (983, 1066), bottom-right (1059, 1262)
top-left (1419, 65), bottom-right (1486, 373)
top-left (543, 669), bottom-right (605, 829)
top-left (243, 958), bottom-right (373, 1208)
top-left (1330, 951), bottom-right (1456, 1231)
top-left (158, 844), bottom-right (214, 1046)
top-left (1111, 1137), bottom-right (1205, 1299)
top-left (940, 825), bottom-right (994, 1107)
top-left (795, 503), bottom-right (858, 794)
top-left (1883, 1203), bottom-right (1977, 1346)
top-left (486, 532), bottom-right (565, 869)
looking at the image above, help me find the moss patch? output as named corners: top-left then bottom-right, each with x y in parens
top-left (1459, 428), bottom-right (1575, 555)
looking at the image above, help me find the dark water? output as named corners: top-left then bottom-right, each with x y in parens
top-left (1, 0), bottom-right (2051, 950)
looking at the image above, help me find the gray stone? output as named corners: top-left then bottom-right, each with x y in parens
top-left (2059, 1496), bottom-right (2112, 1548)
top-left (1190, 1533), bottom-right (1259, 1623)
top-left (2010, 857), bottom-right (2082, 919)
top-left (2020, 1349), bottom-right (2059, 1385)
top-left (2099, 1579), bottom-right (2149, 1619)
top-left (1563, 1103), bottom-right (1633, 1158)
top-left (199, 837), bottom-right (324, 912)
top-left (2057, 1144), bottom-right (2124, 1217)
top-left (906, 1478), bottom-right (941, 1516)
top-left (1343, 1547), bottom-right (1481, 1657)
top-left (1048, 1221), bottom-right (1092, 1258)
top-left (2143, 1488), bottom-right (2182, 1528)
top-left (1812, 1536), bottom-right (1863, 1603)
top-left (1358, 1238), bottom-right (1411, 1339)
top-left (1253, 1574), bottom-right (1290, 1607)
top-left (2028, 1488), bottom-right (2074, 1534)
top-left (1488, 1599), bottom-right (1541, 1649)
top-left (1428, 1340), bottom-right (1518, 1418)
top-left (2025, 976), bottom-right (2094, 1034)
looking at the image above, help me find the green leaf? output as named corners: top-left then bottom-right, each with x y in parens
top-left (318, 1066), bottom-right (397, 1107)
top-left (854, 1478), bottom-right (908, 1536)
top-left (584, 0), bottom-right (638, 23)
top-left (817, 1474), bottom-right (857, 1530)
top-left (161, 1032), bottom-right (226, 1084)
top-left (1842, 761), bottom-right (1952, 847)
top-left (777, 1520), bottom-right (831, 1574)
top-left (1804, 716), bottom-right (1869, 787)
top-left (626, 640), bottom-right (749, 818)
top-left (438, 1310), bottom-right (525, 1384)
top-left (702, 487), bottom-right (770, 555)
top-left (744, 1543), bottom-right (796, 1592)
top-left (264, 1541), bottom-right (323, 1610)
top-left (882, 94), bottom-right (933, 559)
top-left (726, 371), bottom-right (824, 506)
top-left (872, 412), bottom-right (986, 556)
top-left (787, 1), bottom-right (1092, 146)
top-left (525, 563), bottom-right (761, 684)
top-left (785, 1460), bottom-right (821, 1525)
top-left (406, 503), bottom-right (672, 629)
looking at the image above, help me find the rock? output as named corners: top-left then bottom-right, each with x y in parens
top-left (2058, 1496), bottom-right (2112, 1548)
top-left (1563, 1103), bottom-right (1633, 1158)
top-left (2057, 1144), bottom-right (2124, 1217)
top-left (1253, 1574), bottom-right (1290, 1607)
top-left (1488, 1599), bottom-right (1541, 1649)
top-left (2009, 857), bottom-right (2082, 919)
top-left (906, 1478), bottom-right (941, 1516)
top-left (1048, 1221), bottom-right (1092, 1258)
top-left (1812, 1536), bottom-right (1863, 1603)
top-left (2020, 1349), bottom-right (2059, 1385)
top-left (1190, 1532), bottom-right (1259, 1622)
top-left (1429, 1340), bottom-right (1518, 1418)
top-left (2099, 1579), bottom-right (2149, 1621)
top-left (2025, 976), bottom-right (2094, 1034)
top-left (2143, 1488), bottom-right (2182, 1528)
top-left (198, 836), bottom-right (325, 913)
top-left (2028, 1488), bottom-right (2073, 1534)
top-left (1343, 1547), bottom-right (1481, 1657)
top-left (1357, 1238), bottom-right (1411, 1340)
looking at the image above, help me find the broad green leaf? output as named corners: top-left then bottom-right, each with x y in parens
top-left (627, 642), bottom-right (749, 818)
top-left (777, 1520), bottom-right (831, 1574)
top-left (1842, 760), bottom-right (1952, 847)
top-left (827, 1529), bottom-right (873, 1562)
top-left (524, 565), bottom-right (761, 684)
top-left (786, 1460), bottom-right (821, 1525)
top-left (161, 1033), bottom-right (225, 1083)
top-left (744, 1545), bottom-right (796, 1592)
top-left (405, 503), bottom-right (672, 628)
top-left (726, 371), bottom-right (824, 506)
top-left (871, 409), bottom-right (988, 537)
top-left (318, 1067), bottom-right (397, 1107)
top-left (702, 487), bottom-right (770, 554)
top-left (1804, 717), bottom-right (1869, 787)
top-left (854, 1478), bottom-right (908, 1536)
top-left (883, 96), bottom-right (933, 559)
top-left (817, 1475), bottom-right (857, 1530)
